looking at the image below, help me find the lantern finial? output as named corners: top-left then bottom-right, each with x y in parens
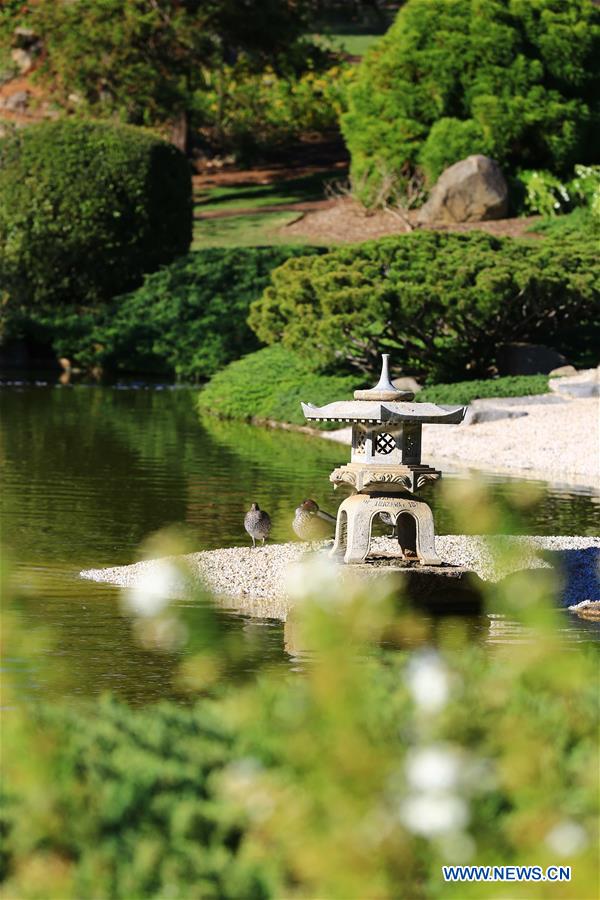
top-left (353, 353), bottom-right (414, 401)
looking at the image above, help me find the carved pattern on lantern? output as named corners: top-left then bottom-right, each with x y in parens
top-left (375, 432), bottom-right (395, 455)
top-left (353, 430), bottom-right (367, 455)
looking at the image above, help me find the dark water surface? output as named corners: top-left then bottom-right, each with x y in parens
top-left (2, 382), bottom-right (598, 704)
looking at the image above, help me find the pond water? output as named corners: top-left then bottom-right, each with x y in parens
top-left (2, 381), bottom-right (599, 705)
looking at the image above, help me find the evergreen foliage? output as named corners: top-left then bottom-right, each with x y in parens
top-left (249, 230), bottom-right (600, 382)
top-left (197, 345), bottom-right (362, 426)
top-left (2, 248), bottom-right (323, 380)
top-left (1, 697), bottom-right (272, 899)
top-left (7, 0), bottom-right (313, 127)
top-left (2, 548), bottom-right (599, 898)
top-left (90, 247), bottom-right (323, 380)
top-left (342, 0), bottom-right (600, 204)
top-left (0, 120), bottom-right (192, 309)
top-left (418, 375), bottom-right (549, 405)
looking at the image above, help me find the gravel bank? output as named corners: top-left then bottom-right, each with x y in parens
top-left (322, 395), bottom-right (599, 491)
top-left (81, 535), bottom-right (600, 620)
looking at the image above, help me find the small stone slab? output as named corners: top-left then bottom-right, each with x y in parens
top-left (344, 561), bottom-right (485, 615)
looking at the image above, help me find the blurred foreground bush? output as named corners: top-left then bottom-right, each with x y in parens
top-left (249, 230), bottom-right (600, 382)
top-left (0, 120), bottom-right (192, 310)
top-left (2, 511), bottom-right (599, 898)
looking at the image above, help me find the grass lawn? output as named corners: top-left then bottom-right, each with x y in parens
top-left (194, 170), bottom-right (341, 214)
top-left (192, 211), bottom-right (316, 248)
top-left (192, 169), bottom-right (341, 248)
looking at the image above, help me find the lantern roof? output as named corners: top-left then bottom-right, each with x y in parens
top-left (301, 354), bottom-right (466, 424)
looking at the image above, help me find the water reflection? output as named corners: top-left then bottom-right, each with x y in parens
top-left (2, 381), bottom-right (599, 704)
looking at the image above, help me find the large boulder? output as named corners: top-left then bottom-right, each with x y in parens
top-left (417, 155), bottom-right (508, 224)
top-left (496, 343), bottom-right (567, 376)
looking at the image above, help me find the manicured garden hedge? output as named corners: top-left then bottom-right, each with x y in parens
top-left (197, 349), bottom-right (551, 428)
top-left (249, 230), bottom-right (600, 383)
top-left (0, 120), bottom-right (192, 308)
top-left (197, 345), bottom-right (362, 426)
top-left (4, 247), bottom-right (324, 380)
top-left (418, 375), bottom-right (550, 406)
top-left (342, 0), bottom-right (600, 204)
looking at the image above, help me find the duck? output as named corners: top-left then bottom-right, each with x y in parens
top-left (244, 502), bottom-right (271, 547)
top-left (292, 499), bottom-right (336, 542)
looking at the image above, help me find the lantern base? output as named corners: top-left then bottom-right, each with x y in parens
top-left (330, 493), bottom-right (442, 566)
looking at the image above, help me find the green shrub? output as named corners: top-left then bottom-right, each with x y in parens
top-left (419, 375), bottom-right (550, 406)
top-left (197, 63), bottom-right (354, 160)
top-left (0, 120), bottom-right (192, 308)
top-left (3, 530), bottom-right (599, 899)
top-left (197, 345), bottom-right (362, 427)
top-left (249, 230), bottom-right (600, 383)
top-left (418, 118), bottom-right (490, 185)
top-left (520, 170), bottom-right (574, 217)
top-left (2, 247), bottom-right (324, 380)
top-left (1, 697), bottom-right (270, 899)
top-left (519, 163), bottom-right (600, 218)
top-left (342, 0), bottom-right (600, 206)
top-left (532, 206), bottom-right (599, 238)
top-left (90, 247), bottom-right (323, 380)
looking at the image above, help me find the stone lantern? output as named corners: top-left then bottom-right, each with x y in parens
top-left (301, 354), bottom-right (466, 565)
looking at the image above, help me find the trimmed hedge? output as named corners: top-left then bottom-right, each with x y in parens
top-left (249, 230), bottom-right (600, 383)
top-left (197, 345), bottom-right (362, 427)
top-left (198, 349), bottom-right (552, 428)
top-left (418, 375), bottom-right (550, 406)
top-left (0, 120), bottom-right (192, 308)
top-left (342, 0), bottom-right (600, 204)
top-left (88, 246), bottom-right (323, 380)
top-left (3, 247), bottom-right (324, 380)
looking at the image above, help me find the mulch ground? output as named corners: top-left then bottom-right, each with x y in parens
top-left (281, 198), bottom-right (544, 243)
top-left (193, 159), bottom-right (543, 241)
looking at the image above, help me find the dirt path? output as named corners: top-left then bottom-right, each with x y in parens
top-left (193, 163), bottom-right (542, 241)
top-left (281, 198), bottom-right (543, 243)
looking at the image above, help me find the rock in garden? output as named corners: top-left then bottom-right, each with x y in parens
top-left (496, 342), bottom-right (567, 376)
top-left (417, 154), bottom-right (508, 224)
top-left (11, 48), bottom-right (35, 74)
top-left (549, 368), bottom-right (600, 399)
top-left (549, 365), bottom-right (578, 378)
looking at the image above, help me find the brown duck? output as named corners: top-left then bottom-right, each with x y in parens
top-left (244, 502), bottom-right (271, 547)
top-left (292, 499), bottom-right (336, 542)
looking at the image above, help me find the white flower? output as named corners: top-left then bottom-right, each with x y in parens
top-left (405, 745), bottom-right (461, 793)
top-left (400, 793), bottom-right (469, 837)
top-left (221, 759), bottom-right (274, 823)
top-left (285, 555), bottom-right (346, 606)
top-left (406, 650), bottom-right (450, 713)
top-left (545, 820), bottom-right (589, 856)
top-left (121, 560), bottom-right (183, 618)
